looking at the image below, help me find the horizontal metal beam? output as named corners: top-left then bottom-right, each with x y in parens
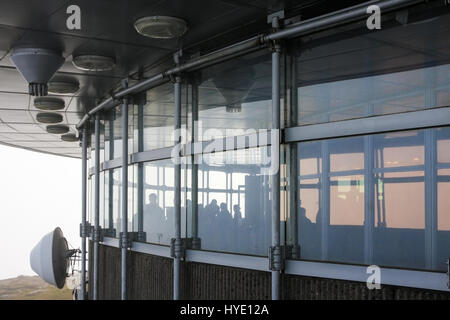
top-left (97, 239), bottom-right (449, 292)
top-left (131, 147), bottom-right (173, 163)
top-left (285, 260), bottom-right (449, 292)
top-left (284, 107), bottom-right (450, 143)
top-left (266, 0), bottom-right (425, 41)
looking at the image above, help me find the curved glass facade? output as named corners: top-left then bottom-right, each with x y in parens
top-left (86, 8), bottom-right (450, 276)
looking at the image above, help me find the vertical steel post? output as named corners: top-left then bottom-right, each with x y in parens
top-left (93, 114), bottom-right (100, 300)
top-left (191, 76), bottom-right (200, 248)
top-left (121, 97), bottom-right (129, 300)
top-left (80, 126), bottom-right (87, 300)
top-left (108, 113), bottom-right (114, 232)
top-left (174, 74), bottom-right (182, 300)
top-left (271, 15), bottom-right (281, 300)
top-left (137, 102), bottom-right (144, 240)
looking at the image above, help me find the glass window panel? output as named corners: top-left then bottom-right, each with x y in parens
top-left (195, 50), bottom-right (272, 141)
top-left (291, 12), bottom-right (450, 126)
top-left (196, 146), bottom-right (271, 256)
top-left (143, 83), bottom-right (188, 151)
top-left (437, 168), bottom-right (450, 271)
top-left (290, 127), bottom-right (450, 271)
top-left (374, 131), bottom-right (424, 168)
top-left (373, 171), bottom-right (425, 269)
top-left (141, 159), bottom-right (187, 245)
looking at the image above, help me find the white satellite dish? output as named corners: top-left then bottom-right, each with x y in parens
top-left (30, 227), bottom-right (76, 289)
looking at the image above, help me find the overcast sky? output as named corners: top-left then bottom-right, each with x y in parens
top-left (0, 144), bottom-right (80, 280)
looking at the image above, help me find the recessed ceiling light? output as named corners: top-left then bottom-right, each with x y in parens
top-left (46, 124), bottom-right (69, 134)
top-left (134, 16), bottom-right (187, 39)
top-left (72, 55), bottom-right (115, 72)
top-left (34, 97), bottom-right (65, 110)
top-left (36, 112), bottom-right (63, 124)
top-left (48, 79), bottom-right (79, 94)
top-left (226, 104), bottom-right (242, 113)
top-left (61, 133), bottom-right (79, 142)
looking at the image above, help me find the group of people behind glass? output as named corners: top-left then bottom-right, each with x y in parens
top-left (142, 193), bottom-right (264, 253)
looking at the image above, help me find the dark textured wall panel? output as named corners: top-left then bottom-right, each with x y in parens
top-left (181, 261), bottom-right (271, 300)
top-left (88, 243), bottom-right (450, 300)
top-left (282, 274), bottom-right (450, 300)
top-left (127, 250), bottom-right (173, 300)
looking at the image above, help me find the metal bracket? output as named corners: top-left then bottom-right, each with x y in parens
top-left (136, 231), bottom-right (147, 242)
top-left (447, 258), bottom-right (450, 289)
top-left (288, 244), bottom-right (301, 260)
top-left (119, 232), bottom-right (133, 249)
top-left (268, 245), bottom-right (287, 271)
top-left (190, 237), bottom-right (202, 250)
top-left (267, 10), bottom-right (284, 53)
top-left (92, 226), bottom-right (103, 243)
top-left (102, 227), bottom-right (116, 238)
top-left (170, 237), bottom-right (192, 259)
top-left (79, 222), bottom-right (92, 238)
top-left (267, 10), bottom-right (285, 24)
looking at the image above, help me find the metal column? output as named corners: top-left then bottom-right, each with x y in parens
top-left (137, 101), bottom-right (145, 241)
top-left (108, 112), bottom-right (114, 233)
top-left (80, 126), bottom-right (87, 300)
top-left (120, 97), bottom-right (129, 300)
top-left (93, 114), bottom-right (100, 300)
top-left (191, 75), bottom-right (200, 248)
top-left (270, 15), bottom-right (281, 301)
top-left (173, 73), bottom-right (182, 300)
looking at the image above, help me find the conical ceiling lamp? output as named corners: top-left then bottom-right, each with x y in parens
top-left (10, 47), bottom-right (65, 96)
top-left (212, 65), bottom-right (255, 113)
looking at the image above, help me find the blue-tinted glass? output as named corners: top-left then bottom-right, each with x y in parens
top-left (292, 127), bottom-right (450, 271)
top-left (293, 12), bottom-right (450, 126)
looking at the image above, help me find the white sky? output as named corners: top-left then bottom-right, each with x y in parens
top-left (0, 144), bottom-right (80, 280)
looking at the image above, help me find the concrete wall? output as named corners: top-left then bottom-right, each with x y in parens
top-left (88, 242), bottom-right (450, 300)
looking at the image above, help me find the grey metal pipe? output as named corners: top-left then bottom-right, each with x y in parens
top-left (137, 103), bottom-right (144, 239)
top-left (191, 77), bottom-right (199, 248)
top-left (121, 98), bottom-right (128, 300)
top-left (93, 114), bottom-right (100, 300)
top-left (80, 126), bottom-right (87, 300)
top-left (266, 0), bottom-right (424, 41)
top-left (174, 75), bottom-right (182, 300)
top-left (271, 16), bottom-right (281, 301)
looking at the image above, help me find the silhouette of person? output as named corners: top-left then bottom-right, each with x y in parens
top-left (143, 193), bottom-right (165, 243)
top-left (218, 202), bottom-right (232, 250)
top-left (232, 204), bottom-right (243, 251)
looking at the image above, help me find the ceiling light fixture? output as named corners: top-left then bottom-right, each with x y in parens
top-left (36, 112), bottom-right (63, 124)
top-left (46, 124), bottom-right (70, 134)
top-left (48, 79), bottom-right (79, 94)
top-left (61, 133), bottom-right (79, 142)
top-left (10, 47), bottom-right (65, 96)
top-left (72, 55), bottom-right (115, 72)
top-left (34, 97), bottom-right (65, 111)
top-left (134, 16), bottom-right (187, 39)
top-left (226, 105), bottom-right (242, 113)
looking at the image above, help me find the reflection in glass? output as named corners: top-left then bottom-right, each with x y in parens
top-left (196, 147), bottom-right (271, 256)
top-left (291, 12), bottom-right (450, 126)
top-left (291, 127), bottom-right (450, 271)
top-left (194, 50), bottom-right (272, 141)
top-left (143, 83), bottom-right (188, 151)
top-left (140, 159), bottom-right (186, 245)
